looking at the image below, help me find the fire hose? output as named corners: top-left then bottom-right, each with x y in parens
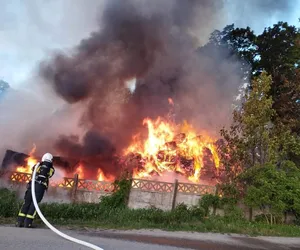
top-left (31, 162), bottom-right (104, 250)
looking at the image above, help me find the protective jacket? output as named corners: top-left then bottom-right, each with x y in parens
top-left (32, 161), bottom-right (55, 189)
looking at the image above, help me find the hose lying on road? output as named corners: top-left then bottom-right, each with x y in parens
top-left (31, 163), bottom-right (104, 250)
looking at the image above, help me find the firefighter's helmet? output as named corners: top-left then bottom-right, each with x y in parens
top-left (41, 153), bottom-right (53, 163)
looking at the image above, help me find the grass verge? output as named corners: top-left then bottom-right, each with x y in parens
top-left (1, 187), bottom-right (300, 237)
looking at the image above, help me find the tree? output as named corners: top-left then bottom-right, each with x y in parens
top-left (220, 72), bottom-right (275, 183)
top-left (255, 22), bottom-right (300, 77)
top-left (210, 18), bottom-right (300, 224)
top-left (208, 24), bottom-right (257, 66)
top-left (205, 24), bottom-right (257, 82)
top-left (209, 21), bottom-right (300, 133)
top-left (256, 22), bottom-right (300, 132)
top-left (275, 69), bottom-right (300, 134)
top-left (219, 71), bottom-right (300, 223)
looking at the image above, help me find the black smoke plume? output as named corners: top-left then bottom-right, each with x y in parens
top-left (40, 0), bottom-right (242, 177)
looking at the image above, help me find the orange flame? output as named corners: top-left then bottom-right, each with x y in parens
top-left (97, 168), bottom-right (114, 182)
top-left (124, 117), bottom-right (220, 183)
top-left (97, 168), bottom-right (105, 181)
top-left (75, 164), bottom-right (84, 179)
top-left (16, 145), bottom-right (38, 173)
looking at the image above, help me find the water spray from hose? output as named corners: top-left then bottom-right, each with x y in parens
top-left (31, 162), bottom-right (104, 250)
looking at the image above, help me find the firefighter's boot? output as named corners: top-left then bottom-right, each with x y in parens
top-left (15, 220), bottom-right (24, 228)
top-left (16, 215), bottom-right (25, 227)
top-left (24, 218), bottom-right (35, 228)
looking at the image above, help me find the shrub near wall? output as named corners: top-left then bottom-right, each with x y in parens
top-left (0, 188), bottom-right (21, 217)
top-left (40, 203), bottom-right (205, 227)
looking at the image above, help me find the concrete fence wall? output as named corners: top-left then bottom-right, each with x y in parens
top-left (5, 171), bottom-right (216, 211)
top-left (3, 171), bottom-right (296, 223)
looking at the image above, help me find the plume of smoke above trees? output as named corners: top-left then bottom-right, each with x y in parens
top-left (38, 0), bottom-right (243, 170)
top-left (0, 0), bottom-right (298, 176)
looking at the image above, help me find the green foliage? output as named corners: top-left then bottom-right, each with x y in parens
top-left (217, 70), bottom-right (299, 224)
top-left (40, 202), bottom-right (205, 228)
top-left (275, 69), bottom-right (300, 134)
top-left (171, 203), bottom-right (190, 221)
top-left (0, 188), bottom-right (21, 217)
top-left (254, 214), bottom-right (282, 225)
top-left (256, 22), bottom-right (300, 77)
top-left (217, 183), bottom-right (239, 204)
top-left (240, 161), bottom-right (300, 224)
top-left (99, 178), bottom-right (132, 209)
top-left (219, 69), bottom-right (300, 223)
top-left (199, 192), bottom-right (241, 219)
top-left (199, 194), bottom-right (221, 216)
top-left (189, 205), bottom-right (205, 219)
top-left (212, 21), bottom-right (300, 133)
top-left (40, 202), bottom-right (105, 220)
top-left (220, 72), bottom-right (276, 184)
top-left (223, 204), bottom-right (244, 220)
top-left (294, 214), bottom-right (300, 226)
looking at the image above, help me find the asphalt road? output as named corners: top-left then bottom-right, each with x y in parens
top-left (0, 226), bottom-right (188, 250)
top-left (1, 226), bottom-right (300, 250)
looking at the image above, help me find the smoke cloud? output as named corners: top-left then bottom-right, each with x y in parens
top-left (2, 0), bottom-right (297, 178)
top-left (36, 0), bottom-right (244, 177)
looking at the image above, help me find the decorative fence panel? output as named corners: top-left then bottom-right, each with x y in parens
top-left (54, 178), bottom-right (75, 189)
top-left (131, 179), bottom-right (174, 193)
top-left (177, 183), bottom-right (216, 195)
top-left (10, 172), bottom-right (31, 183)
top-left (77, 179), bottom-right (115, 193)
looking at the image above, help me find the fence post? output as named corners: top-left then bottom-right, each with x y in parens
top-left (125, 178), bottom-right (133, 207)
top-left (171, 179), bottom-right (179, 210)
top-left (71, 174), bottom-right (79, 203)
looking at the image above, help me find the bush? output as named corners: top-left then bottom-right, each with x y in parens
top-left (40, 202), bottom-right (108, 220)
top-left (189, 205), bottom-right (205, 219)
top-left (37, 202), bottom-right (206, 227)
top-left (294, 214), bottom-right (300, 226)
top-left (241, 162), bottom-right (300, 224)
top-left (172, 203), bottom-right (189, 220)
top-left (0, 188), bottom-right (21, 217)
top-left (223, 204), bottom-right (244, 221)
top-left (199, 194), bottom-right (221, 216)
top-left (99, 178), bottom-right (131, 209)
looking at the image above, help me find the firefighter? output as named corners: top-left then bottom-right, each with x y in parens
top-left (16, 153), bottom-right (55, 228)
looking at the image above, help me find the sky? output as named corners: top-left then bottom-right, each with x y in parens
top-left (0, 0), bottom-right (299, 88)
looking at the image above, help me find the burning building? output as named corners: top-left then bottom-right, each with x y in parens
top-left (1, 112), bottom-right (222, 185)
top-left (0, 0), bottom-right (242, 187)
